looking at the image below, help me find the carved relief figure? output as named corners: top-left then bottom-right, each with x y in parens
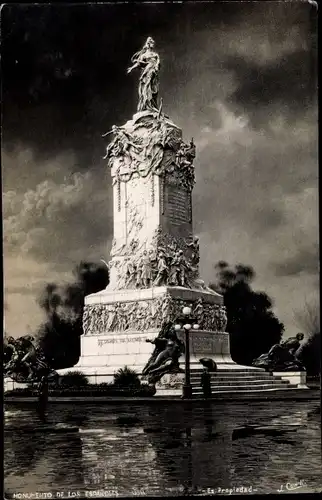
top-left (106, 303), bottom-right (119, 331)
top-left (160, 294), bottom-right (172, 323)
top-left (217, 306), bottom-right (228, 332)
top-left (194, 298), bottom-right (204, 325)
top-left (117, 303), bottom-right (128, 331)
top-left (136, 302), bottom-right (149, 330)
top-left (168, 250), bottom-right (180, 286)
top-left (126, 302), bottom-right (138, 330)
top-left (127, 37), bottom-right (160, 112)
top-left (103, 125), bottom-right (141, 163)
top-left (187, 236), bottom-right (200, 266)
top-left (136, 250), bottom-right (153, 288)
top-left (173, 138), bottom-right (196, 190)
top-left (185, 138), bottom-right (196, 162)
top-left (124, 257), bottom-right (137, 288)
top-left (175, 141), bottom-right (192, 169)
top-left (110, 239), bottom-right (126, 257)
top-left (176, 250), bottom-right (190, 287)
top-left (153, 250), bottom-right (169, 286)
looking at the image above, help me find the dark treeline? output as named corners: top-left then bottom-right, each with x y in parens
top-left (210, 262), bottom-right (284, 366)
top-left (36, 261), bottom-right (109, 369)
top-left (210, 261), bottom-right (320, 375)
top-left (6, 260), bottom-right (320, 376)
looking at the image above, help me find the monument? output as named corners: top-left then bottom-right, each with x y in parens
top-left (74, 37), bottom-right (238, 392)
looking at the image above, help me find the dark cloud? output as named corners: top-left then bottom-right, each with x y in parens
top-left (3, 166), bottom-right (113, 267)
top-left (273, 243), bottom-right (319, 278)
top-left (2, 2), bottom-right (318, 335)
top-left (2, 2), bottom-right (316, 159)
top-left (225, 49), bottom-right (317, 129)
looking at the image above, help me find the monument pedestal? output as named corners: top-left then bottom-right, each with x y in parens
top-left (71, 329), bottom-right (234, 383)
top-left (69, 285), bottom-right (235, 386)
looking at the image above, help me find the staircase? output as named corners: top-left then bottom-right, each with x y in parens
top-left (190, 367), bottom-right (297, 397)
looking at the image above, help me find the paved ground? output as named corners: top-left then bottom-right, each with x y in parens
top-left (4, 388), bottom-right (320, 404)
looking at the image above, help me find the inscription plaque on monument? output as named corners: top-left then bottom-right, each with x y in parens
top-left (167, 186), bottom-right (189, 226)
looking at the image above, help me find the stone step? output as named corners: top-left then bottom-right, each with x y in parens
top-left (190, 369), bottom-right (266, 375)
top-left (190, 374), bottom-right (282, 382)
top-left (191, 379), bottom-right (290, 388)
top-left (190, 374), bottom-right (280, 382)
top-left (192, 383), bottom-right (295, 394)
top-left (192, 385), bottom-right (299, 396)
top-left (190, 363), bottom-right (267, 373)
top-left (190, 370), bottom-right (272, 377)
top-left (190, 377), bottom-right (284, 383)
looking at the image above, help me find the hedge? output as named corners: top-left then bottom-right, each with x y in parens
top-left (5, 383), bottom-right (156, 398)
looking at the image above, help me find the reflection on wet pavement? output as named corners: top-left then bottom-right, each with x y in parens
top-left (4, 401), bottom-right (322, 497)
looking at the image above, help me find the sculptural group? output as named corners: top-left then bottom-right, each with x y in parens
top-left (102, 38), bottom-right (196, 193)
top-left (252, 333), bottom-right (305, 372)
top-left (4, 335), bottom-right (58, 385)
top-left (103, 119), bottom-right (196, 191)
top-left (124, 243), bottom-right (197, 289)
top-left (141, 322), bottom-right (185, 385)
top-left (111, 233), bottom-right (200, 291)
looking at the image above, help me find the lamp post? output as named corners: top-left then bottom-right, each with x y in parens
top-left (175, 306), bottom-right (200, 399)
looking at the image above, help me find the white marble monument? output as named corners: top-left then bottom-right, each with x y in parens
top-left (74, 37), bottom-right (236, 386)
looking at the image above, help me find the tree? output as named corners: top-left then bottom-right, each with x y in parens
top-left (37, 260), bottom-right (109, 369)
top-left (210, 262), bottom-right (284, 366)
top-left (300, 332), bottom-right (321, 376)
top-left (294, 300), bottom-right (320, 376)
top-left (293, 298), bottom-right (320, 336)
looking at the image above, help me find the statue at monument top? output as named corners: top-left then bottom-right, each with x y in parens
top-left (127, 36), bottom-right (160, 112)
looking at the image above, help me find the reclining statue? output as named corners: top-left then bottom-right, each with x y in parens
top-left (252, 333), bottom-right (305, 372)
top-left (142, 322), bottom-right (185, 385)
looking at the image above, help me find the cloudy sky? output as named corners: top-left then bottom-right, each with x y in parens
top-left (2, 1), bottom-right (318, 337)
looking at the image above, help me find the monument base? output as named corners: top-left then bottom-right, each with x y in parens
top-left (70, 284), bottom-right (231, 385)
top-left (59, 284), bottom-right (273, 396)
top-left (65, 329), bottom-right (236, 385)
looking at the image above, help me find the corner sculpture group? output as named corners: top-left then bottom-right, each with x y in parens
top-left (103, 124), bottom-right (196, 191)
top-left (252, 333), bottom-right (305, 372)
top-left (3, 336), bottom-right (58, 393)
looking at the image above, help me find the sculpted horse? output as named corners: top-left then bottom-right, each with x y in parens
top-left (4, 336), bottom-right (58, 387)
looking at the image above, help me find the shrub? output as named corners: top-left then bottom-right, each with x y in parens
top-left (99, 382), bottom-right (113, 389)
top-left (59, 371), bottom-right (89, 387)
top-left (5, 387), bottom-right (33, 396)
top-left (113, 366), bottom-right (141, 389)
